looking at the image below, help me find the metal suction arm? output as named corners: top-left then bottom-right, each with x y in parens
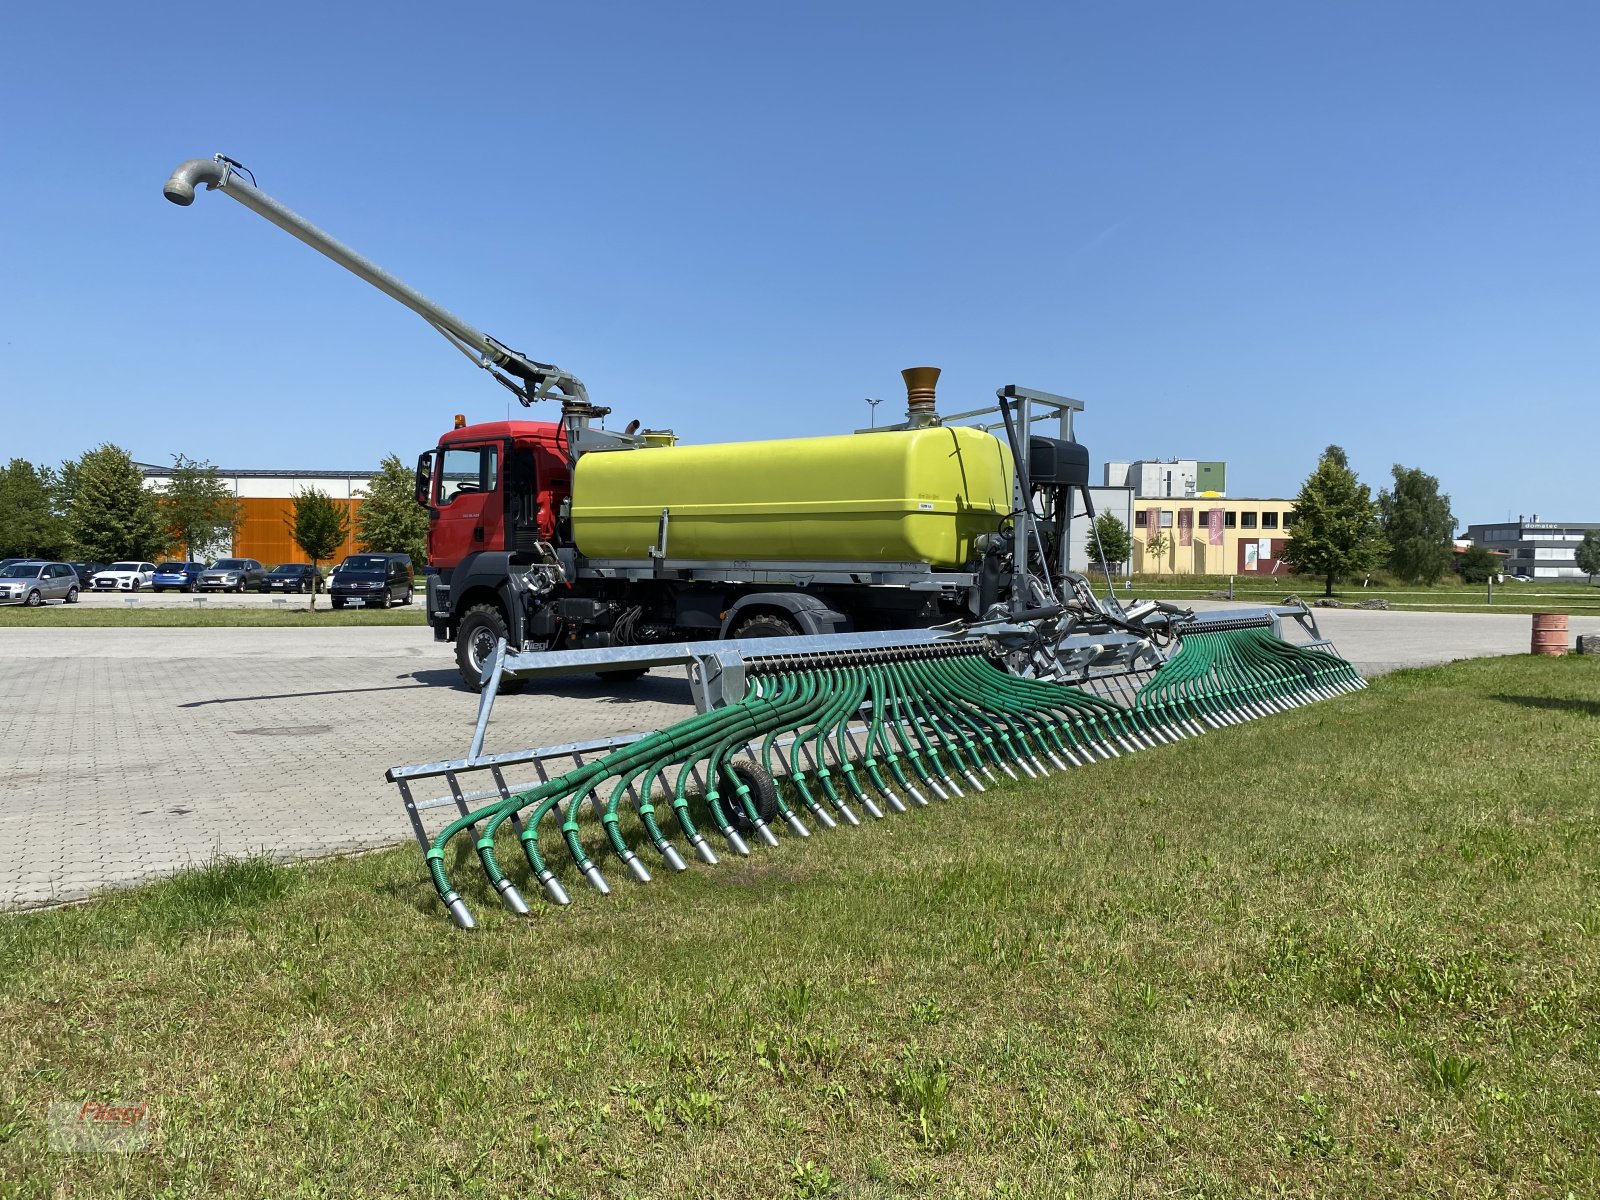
top-left (162, 154), bottom-right (589, 410)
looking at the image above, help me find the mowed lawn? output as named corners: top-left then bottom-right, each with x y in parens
top-left (2, 655), bottom-right (1596, 1197)
top-left (1123, 574), bottom-right (1600, 618)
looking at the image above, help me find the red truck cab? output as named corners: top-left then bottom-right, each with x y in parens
top-left (416, 420), bottom-right (571, 568)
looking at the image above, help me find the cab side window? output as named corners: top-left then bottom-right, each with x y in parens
top-left (438, 446), bottom-right (499, 505)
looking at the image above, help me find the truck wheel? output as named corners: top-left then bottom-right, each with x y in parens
top-left (722, 758), bottom-right (780, 832)
top-left (456, 604), bottom-right (518, 692)
top-left (730, 612), bottom-right (801, 639)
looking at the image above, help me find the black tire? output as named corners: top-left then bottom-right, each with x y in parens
top-left (730, 612), bottom-right (801, 639)
top-left (184, 581), bottom-right (196, 593)
top-left (24, 590), bottom-right (43, 608)
top-left (723, 758), bottom-right (780, 832)
top-left (456, 604), bottom-right (511, 691)
top-left (295, 582), bottom-right (304, 594)
top-left (65, 587), bottom-right (78, 604)
top-left (596, 668), bottom-right (649, 682)
top-left (401, 586), bottom-right (413, 606)
top-left (131, 580), bottom-right (141, 592)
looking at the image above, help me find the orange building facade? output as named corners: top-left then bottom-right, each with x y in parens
top-left (139, 465), bottom-right (374, 566)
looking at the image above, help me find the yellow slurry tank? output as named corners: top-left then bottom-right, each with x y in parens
top-left (572, 426), bottom-right (1015, 568)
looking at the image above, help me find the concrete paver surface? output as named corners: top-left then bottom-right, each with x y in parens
top-left (2, 607), bottom-right (1594, 908)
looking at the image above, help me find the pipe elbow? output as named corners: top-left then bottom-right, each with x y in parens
top-left (163, 158), bottom-right (227, 206)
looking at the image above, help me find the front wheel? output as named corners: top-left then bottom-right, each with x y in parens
top-left (65, 587), bottom-right (79, 604)
top-left (24, 590), bottom-right (43, 608)
top-left (184, 581), bottom-right (196, 593)
top-left (456, 604), bottom-right (512, 691)
top-left (131, 580), bottom-right (142, 592)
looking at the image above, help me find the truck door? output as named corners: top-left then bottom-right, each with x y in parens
top-left (432, 442), bottom-right (504, 563)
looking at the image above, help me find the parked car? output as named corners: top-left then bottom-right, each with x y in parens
top-left (67, 562), bottom-right (109, 587)
top-left (91, 561), bottom-right (157, 591)
top-left (260, 563), bottom-right (324, 594)
top-left (152, 560), bottom-right (207, 592)
top-left (0, 561), bottom-right (81, 606)
top-left (199, 558), bottom-right (267, 592)
top-left (330, 553), bottom-right (414, 608)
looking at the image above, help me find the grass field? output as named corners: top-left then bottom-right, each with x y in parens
top-left (0, 606), bottom-right (427, 628)
top-left (2, 655), bottom-right (1596, 1197)
top-left (1110, 573), bottom-right (1600, 617)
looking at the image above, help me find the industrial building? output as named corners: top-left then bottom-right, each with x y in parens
top-left (1131, 496), bottom-right (1297, 576)
top-left (1104, 458), bottom-right (1227, 499)
top-left (1465, 517), bottom-right (1600, 580)
top-left (138, 463), bottom-right (373, 564)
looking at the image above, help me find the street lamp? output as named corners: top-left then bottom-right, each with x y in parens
top-left (865, 397), bottom-right (883, 428)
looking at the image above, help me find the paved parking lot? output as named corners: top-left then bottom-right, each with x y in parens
top-left (2, 606), bottom-right (1594, 909)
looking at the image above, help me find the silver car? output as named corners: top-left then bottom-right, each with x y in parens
top-left (0, 561), bottom-right (81, 606)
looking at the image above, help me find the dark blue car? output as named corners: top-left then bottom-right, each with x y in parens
top-left (152, 561), bottom-right (207, 592)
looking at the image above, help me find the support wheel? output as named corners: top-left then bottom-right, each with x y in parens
top-left (65, 587), bottom-right (79, 604)
top-left (723, 759), bottom-right (780, 832)
top-left (730, 612), bottom-right (801, 639)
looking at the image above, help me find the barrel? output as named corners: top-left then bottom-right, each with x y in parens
top-left (1531, 613), bottom-right (1569, 656)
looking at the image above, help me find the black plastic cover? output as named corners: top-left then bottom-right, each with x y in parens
top-left (1028, 436), bottom-right (1090, 487)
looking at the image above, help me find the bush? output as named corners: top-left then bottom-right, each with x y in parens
top-left (1457, 545), bottom-right (1498, 584)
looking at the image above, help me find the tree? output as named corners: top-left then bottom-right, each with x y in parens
top-left (1576, 530), bottom-right (1600, 584)
top-left (160, 454), bottom-right (241, 560)
top-left (0, 459), bottom-right (67, 558)
top-left (355, 454), bottom-right (429, 568)
top-left (1088, 512), bottom-right (1131, 570)
top-left (1458, 545), bottom-right (1499, 584)
top-left (1145, 531), bottom-right (1172, 571)
top-left (287, 488), bottom-right (349, 611)
top-left (1283, 445), bottom-right (1387, 596)
top-left (1378, 465), bottom-right (1456, 585)
top-left (66, 444), bottom-right (168, 563)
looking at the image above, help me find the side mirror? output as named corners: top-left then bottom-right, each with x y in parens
top-left (414, 451), bottom-right (433, 507)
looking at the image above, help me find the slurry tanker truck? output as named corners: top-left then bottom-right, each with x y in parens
top-left (164, 155), bottom-right (1103, 689)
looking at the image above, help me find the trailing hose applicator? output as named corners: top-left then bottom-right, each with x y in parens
top-left (418, 628), bottom-right (1364, 928)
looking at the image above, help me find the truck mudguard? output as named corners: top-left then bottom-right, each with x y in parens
top-left (720, 592), bottom-right (850, 638)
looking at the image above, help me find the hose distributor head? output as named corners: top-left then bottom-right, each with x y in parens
top-left (902, 365), bottom-right (941, 428)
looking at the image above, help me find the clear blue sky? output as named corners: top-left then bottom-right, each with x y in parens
top-left (2, 2), bottom-right (1594, 527)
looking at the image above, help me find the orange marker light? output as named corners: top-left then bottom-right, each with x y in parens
top-left (454, 414), bottom-right (467, 429)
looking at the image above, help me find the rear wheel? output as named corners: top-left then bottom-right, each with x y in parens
top-left (730, 612), bottom-right (801, 639)
top-left (401, 586), bottom-right (414, 606)
top-left (65, 587), bottom-right (79, 604)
